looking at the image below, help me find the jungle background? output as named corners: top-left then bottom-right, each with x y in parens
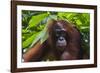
top-left (22, 10), bottom-right (90, 59)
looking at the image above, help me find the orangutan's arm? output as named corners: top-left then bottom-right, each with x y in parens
top-left (23, 41), bottom-right (43, 62)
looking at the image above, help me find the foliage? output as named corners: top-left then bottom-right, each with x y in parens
top-left (22, 10), bottom-right (90, 56)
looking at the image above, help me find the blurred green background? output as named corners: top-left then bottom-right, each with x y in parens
top-left (22, 10), bottom-right (90, 58)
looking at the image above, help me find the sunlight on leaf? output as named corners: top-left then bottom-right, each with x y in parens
top-left (28, 13), bottom-right (48, 28)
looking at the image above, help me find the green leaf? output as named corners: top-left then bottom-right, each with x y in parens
top-left (22, 32), bottom-right (40, 48)
top-left (76, 20), bottom-right (82, 25)
top-left (29, 25), bottom-right (48, 48)
top-left (28, 13), bottom-right (48, 28)
top-left (23, 24), bottom-right (48, 49)
top-left (80, 26), bottom-right (89, 30)
top-left (40, 26), bottom-right (48, 44)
